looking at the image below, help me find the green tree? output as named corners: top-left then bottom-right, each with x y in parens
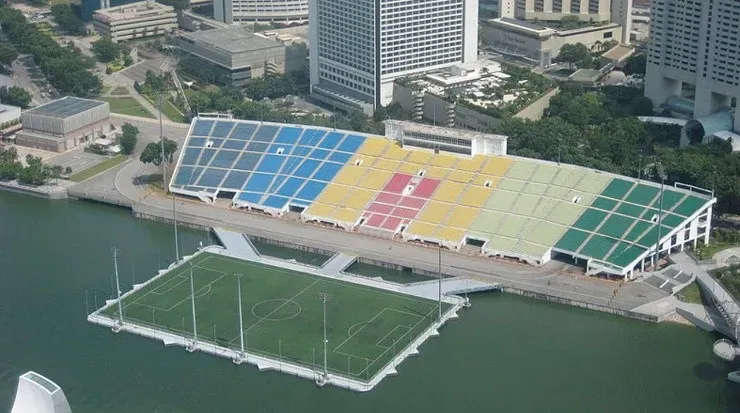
top-left (0, 146), bottom-right (22, 181)
top-left (50, 4), bottom-right (86, 36)
top-left (0, 44), bottom-right (18, 67)
top-left (119, 123), bottom-right (139, 155)
top-left (560, 14), bottom-right (582, 30)
top-left (0, 5), bottom-right (101, 97)
top-left (17, 154), bottom-right (49, 186)
top-left (0, 86), bottom-right (32, 108)
top-left (623, 54), bottom-right (647, 76)
top-left (92, 37), bottom-right (123, 63)
top-left (555, 43), bottom-right (592, 69)
top-left (139, 138), bottom-right (178, 166)
top-left (630, 96), bottom-right (654, 116)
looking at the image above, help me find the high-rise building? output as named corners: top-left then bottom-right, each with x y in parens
top-left (213, 0), bottom-right (308, 24)
top-left (510, 0), bottom-right (612, 22)
top-left (645, 0), bottom-right (740, 130)
top-left (497, 0), bottom-right (631, 43)
top-left (309, 0), bottom-right (478, 115)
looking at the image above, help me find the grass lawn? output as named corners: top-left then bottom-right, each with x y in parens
top-left (163, 100), bottom-right (187, 123)
top-left (69, 155), bottom-right (128, 182)
top-left (678, 282), bottom-right (703, 305)
top-left (102, 251), bottom-right (448, 381)
top-left (111, 86), bottom-right (130, 96)
top-left (691, 241), bottom-right (740, 261)
top-left (102, 97), bottom-right (155, 118)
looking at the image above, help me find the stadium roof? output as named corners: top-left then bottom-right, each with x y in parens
top-left (24, 97), bottom-right (106, 119)
top-left (170, 118), bottom-right (715, 276)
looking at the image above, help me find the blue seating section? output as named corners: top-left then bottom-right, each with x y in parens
top-left (172, 119), bottom-right (367, 210)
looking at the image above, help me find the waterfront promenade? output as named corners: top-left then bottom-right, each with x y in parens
top-left (65, 154), bottom-right (675, 320)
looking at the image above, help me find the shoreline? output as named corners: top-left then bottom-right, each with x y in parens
top-left (6, 181), bottom-right (718, 331)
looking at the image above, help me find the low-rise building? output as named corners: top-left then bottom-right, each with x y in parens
top-left (0, 103), bottom-right (22, 141)
top-left (16, 97), bottom-right (111, 153)
top-left (393, 60), bottom-right (555, 130)
top-left (93, 0), bottom-right (177, 43)
top-left (481, 17), bottom-right (622, 67)
top-left (177, 27), bottom-right (286, 87)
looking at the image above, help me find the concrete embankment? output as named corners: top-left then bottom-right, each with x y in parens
top-left (502, 286), bottom-right (666, 323)
top-left (0, 180), bottom-right (68, 199)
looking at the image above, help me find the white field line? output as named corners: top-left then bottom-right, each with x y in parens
top-left (126, 267), bottom-right (228, 313)
top-left (239, 279), bottom-right (320, 337)
top-left (209, 253), bottom-right (439, 307)
top-left (374, 325), bottom-right (412, 349)
top-left (333, 308), bottom-right (388, 352)
top-left (357, 305), bottom-right (436, 378)
top-left (122, 254), bottom-right (214, 309)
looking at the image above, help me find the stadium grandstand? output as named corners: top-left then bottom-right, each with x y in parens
top-left (170, 117), bottom-right (716, 279)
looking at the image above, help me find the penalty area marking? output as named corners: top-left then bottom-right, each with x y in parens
top-left (125, 266), bottom-right (229, 313)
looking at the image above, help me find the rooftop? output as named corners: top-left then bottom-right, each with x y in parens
top-left (602, 44), bottom-right (635, 62)
top-left (0, 103), bottom-right (21, 114)
top-left (24, 97), bottom-right (107, 119)
top-left (94, 0), bottom-right (175, 22)
top-left (384, 120), bottom-right (506, 143)
top-left (569, 69), bottom-right (603, 82)
top-left (179, 27), bottom-right (283, 54)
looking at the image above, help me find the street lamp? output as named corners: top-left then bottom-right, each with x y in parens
top-left (653, 160), bottom-right (667, 269)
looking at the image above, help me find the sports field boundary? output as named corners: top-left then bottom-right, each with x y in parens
top-left (89, 245), bottom-right (466, 392)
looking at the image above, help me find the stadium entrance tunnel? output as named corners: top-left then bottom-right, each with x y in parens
top-left (217, 190), bottom-right (237, 200)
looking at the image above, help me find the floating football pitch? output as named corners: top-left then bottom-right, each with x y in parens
top-left (102, 252), bottom-right (450, 381)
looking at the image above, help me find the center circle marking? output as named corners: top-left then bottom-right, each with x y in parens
top-left (251, 299), bottom-right (302, 321)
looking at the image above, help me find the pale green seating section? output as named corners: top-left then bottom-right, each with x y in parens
top-left (469, 159), bottom-right (612, 262)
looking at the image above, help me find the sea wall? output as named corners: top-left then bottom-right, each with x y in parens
top-left (502, 286), bottom-right (665, 323)
top-left (0, 180), bottom-right (68, 199)
top-left (246, 234), bottom-right (336, 258)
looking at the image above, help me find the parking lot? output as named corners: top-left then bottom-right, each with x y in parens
top-left (48, 149), bottom-right (109, 174)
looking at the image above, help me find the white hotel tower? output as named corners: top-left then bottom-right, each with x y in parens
top-left (309, 0), bottom-right (478, 115)
top-left (645, 0), bottom-right (740, 131)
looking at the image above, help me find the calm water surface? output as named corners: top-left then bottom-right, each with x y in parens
top-left (1, 192), bottom-right (739, 413)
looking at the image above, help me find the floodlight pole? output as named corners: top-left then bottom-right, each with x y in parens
top-left (653, 161), bottom-right (666, 269)
top-left (189, 262), bottom-right (198, 349)
top-left (113, 247), bottom-right (124, 330)
top-left (236, 273), bottom-right (245, 361)
top-left (319, 292), bottom-right (330, 379)
top-left (438, 243), bottom-right (442, 321)
top-left (159, 92), bottom-right (180, 263)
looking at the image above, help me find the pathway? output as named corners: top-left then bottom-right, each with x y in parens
top-left (673, 252), bottom-right (740, 337)
top-left (714, 247), bottom-right (740, 268)
top-left (319, 252), bottom-right (356, 276)
top-left (212, 228), bottom-right (261, 261)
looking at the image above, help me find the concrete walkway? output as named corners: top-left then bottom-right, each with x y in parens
top-left (319, 252), bottom-right (356, 276)
top-left (673, 252), bottom-right (739, 337)
top-left (402, 278), bottom-right (499, 300)
top-left (212, 228), bottom-right (261, 261)
top-left (714, 247), bottom-right (740, 268)
top-left (75, 157), bottom-right (672, 314)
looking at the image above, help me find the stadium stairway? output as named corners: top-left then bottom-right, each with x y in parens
top-left (643, 265), bottom-right (694, 295)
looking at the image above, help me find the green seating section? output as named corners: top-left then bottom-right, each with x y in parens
top-left (554, 176), bottom-right (711, 270)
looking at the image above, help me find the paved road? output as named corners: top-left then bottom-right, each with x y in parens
top-left (11, 56), bottom-right (55, 107)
